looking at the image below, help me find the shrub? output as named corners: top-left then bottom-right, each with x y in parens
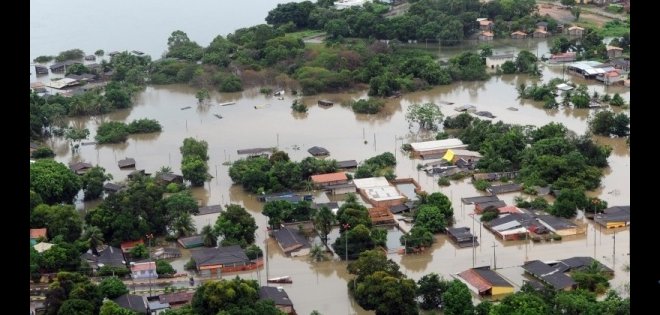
top-left (552, 234), bottom-right (562, 241)
top-left (55, 49), bottom-right (85, 62)
top-left (184, 258), bottom-right (197, 271)
top-left (98, 266), bottom-right (130, 277)
top-left (291, 99), bottom-right (308, 113)
top-left (351, 98), bottom-right (385, 114)
top-left (34, 55), bottom-right (55, 63)
top-left (127, 118), bottom-right (162, 133)
top-left (95, 122), bottom-right (129, 144)
top-left (481, 209), bottom-right (499, 222)
top-left (95, 49), bottom-right (105, 56)
top-left (473, 179), bottom-right (491, 191)
top-left (32, 146), bottom-right (55, 159)
top-left (438, 177), bottom-right (451, 186)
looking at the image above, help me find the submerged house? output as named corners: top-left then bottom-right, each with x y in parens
top-left (368, 207), bottom-right (396, 226)
top-left (69, 161), bottom-right (93, 175)
top-left (80, 245), bottom-right (127, 273)
top-left (177, 235), bottom-right (204, 249)
top-left (191, 245), bottom-right (257, 277)
top-left (118, 158), bottom-right (136, 168)
top-left (594, 206), bottom-right (630, 229)
top-left (336, 159), bottom-right (358, 169)
top-left (353, 177), bottom-right (406, 208)
top-left (511, 31), bottom-right (527, 39)
top-left (458, 266), bottom-right (514, 297)
top-left (311, 172), bottom-right (355, 195)
top-left (130, 261), bottom-right (157, 280)
top-left (567, 26), bottom-right (585, 37)
top-left (259, 286), bottom-right (296, 315)
top-left (446, 227), bottom-right (478, 248)
top-left (522, 260), bottom-right (576, 291)
top-left (410, 139), bottom-right (468, 159)
top-left (156, 173), bottom-right (184, 185)
top-left (272, 227), bottom-right (311, 257)
top-left (113, 294), bottom-right (148, 315)
top-left (537, 215), bottom-right (585, 236)
top-left (307, 146), bottom-right (330, 157)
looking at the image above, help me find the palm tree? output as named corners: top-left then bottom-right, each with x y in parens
top-left (201, 224), bottom-right (217, 247)
top-left (171, 213), bottom-right (196, 238)
top-left (82, 225), bottom-right (104, 256)
top-left (309, 244), bottom-right (326, 262)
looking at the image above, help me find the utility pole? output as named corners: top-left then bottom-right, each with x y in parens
top-left (146, 233), bottom-right (154, 297)
top-left (492, 242), bottom-right (498, 270)
top-left (612, 230), bottom-right (616, 269)
top-left (343, 223), bottom-right (350, 261)
top-left (265, 231), bottom-right (269, 283)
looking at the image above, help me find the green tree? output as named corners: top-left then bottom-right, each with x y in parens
top-left (30, 159), bottom-right (82, 204)
top-left (414, 205), bottom-right (447, 233)
top-left (480, 45), bottom-right (493, 58)
top-left (99, 276), bottom-right (129, 299)
top-left (501, 60), bottom-right (517, 74)
top-left (332, 224), bottom-right (375, 260)
top-left (405, 103), bottom-right (444, 131)
top-left (336, 196), bottom-right (371, 232)
top-left (31, 204), bottom-right (83, 242)
top-left (609, 93), bottom-right (625, 106)
top-left (313, 206), bottom-right (336, 245)
top-left (129, 243), bottom-right (149, 259)
top-left (347, 249), bottom-right (403, 283)
top-left (156, 259), bottom-right (176, 276)
top-left (170, 212), bottom-right (196, 238)
top-left (32, 146), bottom-right (56, 159)
top-left (571, 261), bottom-right (610, 294)
top-left (441, 280), bottom-right (474, 315)
top-left (195, 89), bottom-right (210, 104)
top-left (244, 244), bottom-right (263, 260)
top-left (57, 299), bottom-right (94, 315)
top-left (612, 113), bottom-right (630, 137)
top-left (475, 300), bottom-right (493, 315)
top-left (55, 49), bottom-right (85, 62)
top-left (490, 292), bottom-right (549, 315)
top-left (550, 189), bottom-right (587, 218)
top-left (180, 137), bottom-right (210, 161)
top-left (417, 273), bottom-right (449, 310)
top-left (215, 204), bottom-right (258, 247)
top-left (515, 50), bottom-right (538, 73)
top-left (163, 191), bottom-right (199, 215)
top-left (95, 121), bottom-right (129, 144)
top-left (262, 200), bottom-right (293, 229)
top-left (126, 118), bottom-right (162, 133)
top-left (443, 112), bottom-right (474, 129)
top-left (309, 243), bottom-right (327, 262)
top-left (354, 271), bottom-right (418, 315)
top-left (201, 224), bottom-right (217, 247)
top-left (81, 166), bottom-right (112, 200)
top-left (589, 110), bottom-right (615, 136)
top-left (181, 156), bottom-right (209, 186)
top-left (99, 301), bottom-right (136, 315)
top-left (191, 278), bottom-right (260, 315)
top-left (81, 225), bottom-right (104, 256)
top-left (400, 226), bottom-right (434, 250)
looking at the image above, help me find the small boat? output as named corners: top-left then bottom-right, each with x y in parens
top-left (219, 102), bottom-right (236, 106)
top-left (267, 276), bottom-right (292, 284)
top-left (181, 106), bottom-right (191, 110)
top-left (214, 114), bottom-right (223, 119)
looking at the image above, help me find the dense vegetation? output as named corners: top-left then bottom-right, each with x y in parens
top-left (229, 151), bottom-right (337, 193)
top-left (354, 152), bottom-right (397, 180)
top-left (94, 119), bottom-right (162, 144)
top-left (180, 137), bottom-right (210, 186)
top-left (350, 98), bottom-right (385, 114)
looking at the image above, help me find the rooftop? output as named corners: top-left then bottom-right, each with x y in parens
top-left (191, 245), bottom-right (249, 267)
top-left (595, 206), bottom-right (630, 223)
top-left (237, 147), bottom-right (273, 155)
top-left (30, 228), bottom-right (47, 239)
top-left (159, 291), bottom-right (194, 304)
top-left (308, 146), bottom-right (330, 156)
top-left (131, 261), bottom-right (156, 272)
top-left (113, 294), bottom-right (147, 314)
top-left (197, 204), bottom-right (223, 215)
top-left (337, 160), bottom-right (358, 168)
top-left (364, 186), bottom-right (404, 202)
top-left (272, 227), bottom-right (311, 252)
top-left (410, 139), bottom-right (466, 152)
top-left (537, 215), bottom-right (577, 230)
top-left (311, 172), bottom-right (348, 184)
top-left (461, 195), bottom-right (500, 205)
top-left (353, 177), bottom-right (391, 189)
top-left (259, 286), bottom-right (294, 306)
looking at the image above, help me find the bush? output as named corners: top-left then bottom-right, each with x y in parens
top-left (552, 234), bottom-right (562, 241)
top-left (34, 55), bottom-right (54, 63)
top-left (438, 177), bottom-right (451, 186)
top-left (166, 183), bottom-right (181, 193)
top-left (95, 49), bottom-right (105, 56)
top-left (291, 99), bottom-right (308, 113)
top-left (401, 143), bottom-right (412, 151)
top-left (610, 93), bottom-right (625, 106)
top-left (32, 146), bottom-right (55, 159)
top-left (260, 88), bottom-right (273, 94)
top-left (245, 244), bottom-right (263, 260)
top-left (156, 260), bottom-right (176, 276)
top-left (95, 121), bottom-right (129, 144)
top-left (127, 118), bottom-right (162, 133)
top-left (184, 258), bottom-right (197, 271)
top-left (55, 49), bottom-right (85, 62)
top-left (443, 112), bottom-right (474, 129)
top-left (351, 98), bottom-right (385, 114)
top-left (98, 266), bottom-right (130, 277)
top-left (450, 172), bottom-right (469, 180)
top-left (473, 179), bottom-right (491, 191)
top-left (481, 209), bottom-right (499, 222)
top-left (435, 132), bottom-right (449, 140)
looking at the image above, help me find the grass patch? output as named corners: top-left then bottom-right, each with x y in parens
top-left (287, 29), bottom-right (326, 40)
top-left (598, 20), bottom-right (630, 37)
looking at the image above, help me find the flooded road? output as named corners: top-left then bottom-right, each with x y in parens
top-left (36, 35), bottom-right (628, 313)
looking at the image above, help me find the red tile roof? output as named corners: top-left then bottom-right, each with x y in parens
top-left (30, 228), bottom-right (47, 239)
top-left (121, 239), bottom-right (144, 252)
top-left (311, 172), bottom-right (347, 184)
top-left (458, 269), bottom-right (491, 293)
top-left (131, 262), bottom-right (156, 272)
top-left (481, 31), bottom-right (494, 37)
top-left (497, 206), bottom-right (522, 214)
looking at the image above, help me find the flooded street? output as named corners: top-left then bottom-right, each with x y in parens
top-left (46, 46), bottom-right (630, 313)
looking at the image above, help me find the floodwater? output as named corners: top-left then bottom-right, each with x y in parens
top-left (30, 0), bottom-right (303, 62)
top-left (32, 2), bottom-right (630, 313)
top-left (46, 53), bottom-right (629, 312)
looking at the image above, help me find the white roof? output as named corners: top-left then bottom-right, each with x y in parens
top-left (556, 83), bottom-right (574, 91)
top-left (353, 177), bottom-right (390, 189)
top-left (497, 227), bottom-right (529, 236)
top-left (492, 220), bottom-right (522, 232)
top-left (364, 186), bottom-right (404, 202)
top-left (410, 139), bottom-right (465, 152)
top-left (46, 78), bottom-right (78, 89)
top-left (33, 242), bottom-right (55, 253)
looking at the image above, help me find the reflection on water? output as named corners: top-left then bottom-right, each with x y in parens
top-left (46, 42), bottom-right (629, 314)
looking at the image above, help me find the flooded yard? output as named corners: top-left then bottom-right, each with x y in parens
top-left (43, 42), bottom-right (630, 314)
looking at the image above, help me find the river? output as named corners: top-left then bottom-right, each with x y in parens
top-left (32, 2), bottom-right (630, 315)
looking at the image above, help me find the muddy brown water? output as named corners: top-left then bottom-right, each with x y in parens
top-left (42, 48), bottom-right (629, 314)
